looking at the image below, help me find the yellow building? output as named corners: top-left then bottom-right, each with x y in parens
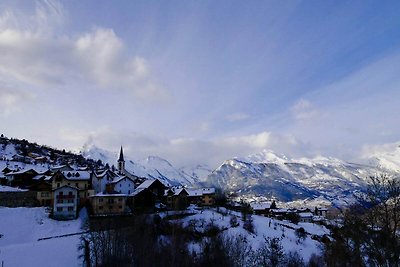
top-left (52, 170), bottom-right (94, 205)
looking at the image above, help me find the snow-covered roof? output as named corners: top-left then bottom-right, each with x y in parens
top-left (186, 188), bottom-right (216, 197)
top-left (53, 185), bottom-right (79, 191)
top-left (250, 202), bottom-right (271, 210)
top-left (6, 169), bottom-right (38, 175)
top-left (62, 171), bottom-right (91, 180)
top-left (298, 212), bottom-right (314, 218)
top-left (0, 185), bottom-right (28, 192)
top-left (110, 175), bottom-right (135, 184)
top-left (91, 192), bottom-right (127, 197)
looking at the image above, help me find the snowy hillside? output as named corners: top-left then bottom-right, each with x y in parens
top-left (205, 150), bottom-right (380, 204)
top-left (363, 142), bottom-right (400, 172)
top-left (165, 207), bottom-right (327, 263)
top-left (82, 144), bottom-right (199, 186)
top-left (0, 207), bottom-right (86, 267)
top-left (179, 164), bottom-right (213, 182)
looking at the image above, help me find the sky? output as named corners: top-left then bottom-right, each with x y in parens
top-left (1, 0), bottom-right (400, 168)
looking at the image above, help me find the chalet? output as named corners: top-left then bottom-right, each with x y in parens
top-left (90, 192), bottom-right (129, 216)
top-left (51, 170), bottom-right (94, 206)
top-left (314, 207), bottom-right (328, 217)
top-left (136, 179), bottom-right (167, 201)
top-left (5, 168), bottom-right (38, 187)
top-left (250, 202), bottom-right (271, 215)
top-left (129, 188), bottom-right (157, 210)
top-left (298, 212), bottom-right (313, 223)
top-left (187, 188), bottom-right (216, 206)
top-left (53, 185), bottom-right (79, 220)
top-left (165, 187), bottom-right (189, 209)
top-left (26, 180), bottom-right (52, 206)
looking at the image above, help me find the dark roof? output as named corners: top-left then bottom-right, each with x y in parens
top-left (118, 146), bottom-right (125, 162)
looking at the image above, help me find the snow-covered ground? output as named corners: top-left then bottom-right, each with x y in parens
top-left (0, 207), bottom-right (86, 267)
top-left (163, 206), bottom-right (327, 262)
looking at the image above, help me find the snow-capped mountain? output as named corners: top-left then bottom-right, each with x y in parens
top-left (179, 164), bottom-right (213, 182)
top-left (205, 149), bottom-right (383, 204)
top-left (363, 142), bottom-right (400, 172)
top-left (82, 144), bottom-right (199, 186)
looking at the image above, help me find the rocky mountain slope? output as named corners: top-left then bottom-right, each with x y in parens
top-left (205, 150), bottom-right (386, 204)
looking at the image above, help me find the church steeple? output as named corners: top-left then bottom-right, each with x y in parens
top-left (118, 146), bottom-right (125, 174)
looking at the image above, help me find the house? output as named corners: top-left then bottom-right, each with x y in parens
top-left (136, 179), bottom-right (167, 201)
top-left (187, 188), bottom-right (216, 206)
top-left (165, 187), bottom-right (189, 209)
top-left (92, 169), bottom-right (119, 194)
top-left (90, 192), bottom-right (129, 216)
top-left (250, 202), bottom-right (271, 215)
top-left (5, 168), bottom-right (38, 187)
top-left (298, 212), bottom-right (314, 223)
top-left (53, 185), bottom-right (79, 220)
top-left (314, 207), bottom-right (328, 217)
top-left (51, 170), bottom-right (94, 206)
top-left (27, 180), bottom-right (52, 206)
top-left (130, 188), bottom-right (157, 210)
top-left (108, 176), bottom-right (136, 195)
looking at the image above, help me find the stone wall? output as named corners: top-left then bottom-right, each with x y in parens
top-left (0, 191), bottom-right (39, 207)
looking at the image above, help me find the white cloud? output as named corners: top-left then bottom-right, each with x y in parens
top-left (0, 1), bottom-right (167, 103)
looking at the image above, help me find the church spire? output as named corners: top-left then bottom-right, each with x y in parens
top-left (118, 146), bottom-right (125, 162)
top-left (117, 146), bottom-right (125, 174)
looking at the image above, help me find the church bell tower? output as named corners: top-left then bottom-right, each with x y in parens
top-left (118, 146), bottom-right (125, 174)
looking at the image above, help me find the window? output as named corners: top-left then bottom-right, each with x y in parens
top-left (67, 199), bottom-right (74, 203)
top-left (57, 207), bottom-right (63, 212)
top-left (119, 205), bottom-right (122, 209)
top-left (76, 183), bottom-right (79, 188)
top-left (119, 198), bottom-right (122, 202)
top-left (99, 198), bottom-right (103, 202)
top-left (108, 198), bottom-right (114, 204)
top-left (68, 207), bottom-right (73, 211)
top-left (57, 183), bottom-right (60, 188)
top-left (99, 206), bottom-right (103, 210)
top-left (57, 199), bottom-right (63, 204)
top-left (68, 191), bottom-right (73, 196)
top-left (120, 184), bottom-right (121, 187)
top-left (68, 183), bottom-right (70, 186)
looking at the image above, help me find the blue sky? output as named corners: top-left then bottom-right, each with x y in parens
top-left (1, 0), bottom-right (400, 167)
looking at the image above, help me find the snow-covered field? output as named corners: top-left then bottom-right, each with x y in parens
top-left (0, 207), bottom-right (86, 267)
top-left (164, 207), bottom-right (327, 262)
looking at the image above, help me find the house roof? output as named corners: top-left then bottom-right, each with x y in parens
top-left (110, 175), bottom-right (135, 184)
top-left (53, 185), bottom-right (79, 191)
top-left (130, 187), bottom-right (157, 197)
top-left (250, 202), bottom-right (271, 210)
top-left (136, 179), bottom-right (166, 190)
top-left (299, 212), bottom-right (314, 218)
top-left (6, 169), bottom-right (38, 175)
top-left (91, 192), bottom-right (127, 197)
top-left (61, 171), bottom-right (91, 181)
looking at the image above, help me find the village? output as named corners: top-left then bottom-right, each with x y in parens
top-left (0, 145), bottom-right (331, 225)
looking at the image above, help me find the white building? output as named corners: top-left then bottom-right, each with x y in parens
top-left (53, 185), bottom-right (79, 220)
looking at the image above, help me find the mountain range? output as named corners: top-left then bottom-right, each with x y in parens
top-left (2, 135), bottom-right (399, 206)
